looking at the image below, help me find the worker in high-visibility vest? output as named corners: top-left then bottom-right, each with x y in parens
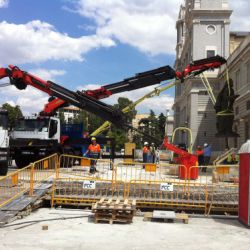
top-left (142, 142), bottom-right (150, 168)
top-left (85, 137), bottom-right (101, 174)
top-left (196, 146), bottom-right (204, 166)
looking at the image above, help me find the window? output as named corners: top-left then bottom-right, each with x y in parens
top-left (235, 69), bottom-right (241, 91)
top-left (247, 61), bottom-right (250, 83)
top-left (206, 25), bottom-right (216, 35)
top-left (204, 132), bottom-right (207, 137)
top-left (235, 106), bottom-right (239, 115)
top-left (199, 91), bottom-right (208, 95)
top-left (245, 121), bottom-right (249, 141)
top-left (234, 126), bottom-right (238, 148)
top-left (207, 50), bottom-right (215, 58)
top-left (247, 101), bottom-right (250, 110)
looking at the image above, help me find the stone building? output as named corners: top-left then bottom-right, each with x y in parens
top-left (219, 34), bottom-right (250, 148)
top-left (173, 0), bottom-right (232, 151)
top-left (58, 105), bottom-right (80, 123)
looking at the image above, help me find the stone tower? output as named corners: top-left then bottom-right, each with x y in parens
top-left (173, 0), bottom-right (232, 152)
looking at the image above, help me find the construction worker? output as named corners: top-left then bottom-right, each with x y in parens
top-left (203, 143), bottom-right (212, 172)
top-left (196, 145), bottom-right (204, 166)
top-left (150, 143), bottom-right (156, 163)
top-left (84, 137), bottom-right (101, 174)
top-left (143, 142), bottom-right (150, 167)
top-left (156, 147), bottom-right (160, 164)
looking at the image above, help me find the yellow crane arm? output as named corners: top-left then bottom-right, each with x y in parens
top-left (91, 80), bottom-right (178, 136)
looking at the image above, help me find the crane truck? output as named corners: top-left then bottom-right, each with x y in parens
top-left (0, 108), bottom-right (9, 175)
top-left (0, 55), bottom-right (230, 174)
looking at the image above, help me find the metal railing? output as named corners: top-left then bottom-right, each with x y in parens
top-left (0, 165), bottom-right (31, 208)
top-left (58, 154), bottom-right (115, 180)
top-left (0, 154), bottom-right (58, 208)
top-left (0, 152), bottom-right (240, 215)
top-left (114, 162), bottom-right (186, 183)
top-left (51, 177), bottom-right (125, 207)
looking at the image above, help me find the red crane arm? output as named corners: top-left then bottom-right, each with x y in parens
top-left (163, 137), bottom-right (190, 157)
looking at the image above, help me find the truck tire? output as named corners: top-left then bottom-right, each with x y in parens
top-left (14, 156), bottom-right (33, 169)
top-left (0, 161), bottom-right (8, 176)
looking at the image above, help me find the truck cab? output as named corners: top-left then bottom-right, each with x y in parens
top-left (10, 116), bottom-right (60, 168)
top-left (0, 109), bottom-right (9, 175)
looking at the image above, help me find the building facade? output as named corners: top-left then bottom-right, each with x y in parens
top-left (173, 0), bottom-right (232, 151)
top-left (58, 106), bottom-right (80, 123)
top-left (219, 34), bottom-right (250, 148)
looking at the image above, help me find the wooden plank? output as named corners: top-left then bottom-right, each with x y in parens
top-left (0, 183), bottom-right (52, 225)
top-left (132, 199), bottom-right (136, 207)
top-left (107, 198), bottom-right (113, 205)
top-left (176, 213), bottom-right (189, 224)
top-left (98, 198), bottom-right (105, 204)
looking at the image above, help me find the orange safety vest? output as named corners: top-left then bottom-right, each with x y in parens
top-left (196, 149), bottom-right (203, 156)
top-left (88, 144), bottom-right (101, 153)
top-left (143, 146), bottom-right (149, 153)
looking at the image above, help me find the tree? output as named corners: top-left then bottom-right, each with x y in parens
top-left (1, 103), bottom-right (23, 128)
top-left (136, 110), bottom-right (165, 146)
top-left (158, 112), bottom-right (166, 139)
top-left (58, 109), bottom-right (65, 124)
top-left (114, 97), bottom-right (137, 126)
top-left (109, 97), bottom-right (137, 150)
top-left (72, 110), bottom-right (104, 133)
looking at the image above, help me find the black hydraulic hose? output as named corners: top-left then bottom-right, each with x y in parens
top-left (1, 215), bottom-right (90, 228)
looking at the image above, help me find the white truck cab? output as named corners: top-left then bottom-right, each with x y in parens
top-left (10, 116), bottom-right (60, 168)
top-left (11, 116), bottom-right (60, 142)
top-left (0, 109), bottom-right (9, 175)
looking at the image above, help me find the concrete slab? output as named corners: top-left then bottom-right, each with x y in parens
top-left (152, 210), bottom-right (176, 219)
top-left (0, 208), bottom-right (249, 250)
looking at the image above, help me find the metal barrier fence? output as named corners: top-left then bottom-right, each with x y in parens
top-left (114, 162), bottom-right (186, 183)
top-left (52, 161), bottom-right (239, 214)
top-left (51, 178), bottom-right (125, 207)
top-left (58, 154), bottom-right (115, 180)
top-left (0, 152), bottom-right (239, 215)
top-left (0, 154), bottom-right (58, 208)
top-left (29, 154), bottom-right (59, 195)
top-left (0, 165), bottom-right (31, 208)
top-left (186, 165), bottom-right (239, 214)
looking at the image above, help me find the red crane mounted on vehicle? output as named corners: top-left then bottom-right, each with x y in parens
top-left (0, 55), bottom-right (227, 174)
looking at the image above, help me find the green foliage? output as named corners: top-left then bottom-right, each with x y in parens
top-left (136, 110), bottom-right (166, 146)
top-left (109, 97), bottom-right (137, 150)
top-left (114, 97), bottom-right (137, 128)
top-left (58, 109), bottom-right (65, 124)
top-left (107, 128), bottom-right (128, 150)
top-left (1, 103), bottom-right (23, 128)
top-left (158, 112), bottom-right (166, 139)
top-left (72, 110), bottom-right (104, 133)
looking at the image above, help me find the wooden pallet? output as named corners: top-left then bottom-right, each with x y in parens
top-left (92, 198), bottom-right (136, 224)
top-left (143, 211), bottom-right (189, 224)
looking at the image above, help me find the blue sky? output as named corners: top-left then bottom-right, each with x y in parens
top-left (0, 0), bottom-right (249, 115)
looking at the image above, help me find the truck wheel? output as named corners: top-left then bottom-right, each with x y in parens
top-left (14, 156), bottom-right (32, 169)
top-left (0, 161), bottom-right (8, 176)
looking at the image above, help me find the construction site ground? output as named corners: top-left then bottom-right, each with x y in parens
top-left (0, 208), bottom-right (249, 250)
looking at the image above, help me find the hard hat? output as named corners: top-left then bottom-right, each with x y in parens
top-left (91, 137), bottom-right (96, 141)
top-left (204, 143), bottom-right (208, 147)
top-left (144, 142), bottom-right (148, 146)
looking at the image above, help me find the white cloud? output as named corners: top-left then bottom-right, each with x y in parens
top-left (69, 0), bottom-right (250, 56)
top-left (0, 68), bottom-right (66, 115)
top-left (71, 0), bottom-right (183, 55)
top-left (0, 20), bottom-right (115, 65)
top-left (230, 0), bottom-right (250, 31)
top-left (78, 83), bottom-right (174, 114)
top-left (0, 0), bottom-right (8, 8)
